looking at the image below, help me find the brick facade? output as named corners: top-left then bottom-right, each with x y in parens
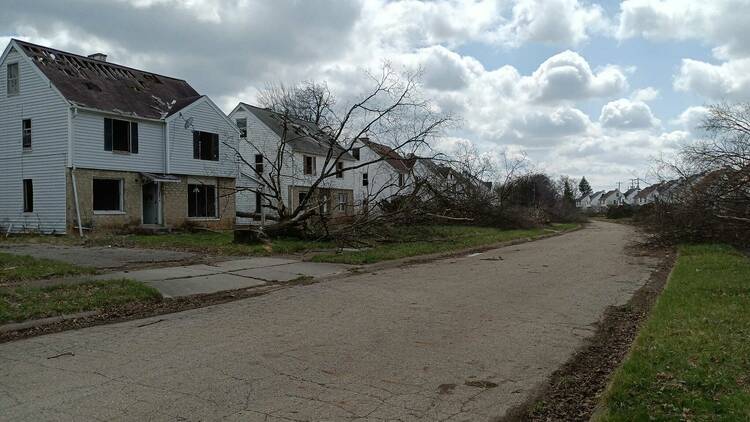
top-left (67, 168), bottom-right (235, 232)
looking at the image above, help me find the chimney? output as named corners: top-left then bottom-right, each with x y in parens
top-left (88, 53), bottom-right (107, 62)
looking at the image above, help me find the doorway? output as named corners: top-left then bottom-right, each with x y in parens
top-left (142, 182), bottom-right (160, 225)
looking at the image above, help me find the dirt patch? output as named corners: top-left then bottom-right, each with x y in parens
top-left (498, 243), bottom-right (675, 422)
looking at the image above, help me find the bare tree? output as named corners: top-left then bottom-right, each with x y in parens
top-left (232, 64), bottom-right (452, 240)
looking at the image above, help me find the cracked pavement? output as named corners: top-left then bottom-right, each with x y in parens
top-left (0, 221), bottom-right (658, 421)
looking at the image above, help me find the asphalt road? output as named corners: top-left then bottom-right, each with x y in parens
top-left (0, 221), bottom-right (658, 421)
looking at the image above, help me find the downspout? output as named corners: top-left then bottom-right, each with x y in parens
top-left (68, 106), bottom-right (83, 238)
top-left (165, 119), bottom-right (171, 174)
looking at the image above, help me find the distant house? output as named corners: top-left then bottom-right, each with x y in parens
top-left (576, 193), bottom-right (592, 209)
top-left (0, 39), bottom-right (239, 234)
top-left (350, 137), bottom-right (414, 210)
top-left (599, 189), bottom-right (623, 208)
top-left (588, 190), bottom-right (605, 210)
top-left (634, 184), bottom-right (659, 206)
top-left (228, 103), bottom-right (356, 224)
top-left (623, 187), bottom-right (640, 205)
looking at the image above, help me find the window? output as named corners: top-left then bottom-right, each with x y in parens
top-left (193, 131), bottom-right (219, 161)
top-left (188, 184), bottom-right (217, 218)
top-left (336, 162), bottom-right (344, 178)
top-left (7, 63), bottom-right (19, 96)
top-left (298, 191), bottom-right (308, 207)
top-left (303, 155), bottom-right (316, 175)
top-left (362, 173), bottom-right (368, 186)
top-left (255, 154), bottom-right (264, 174)
top-left (320, 195), bottom-right (330, 215)
top-left (104, 118), bottom-right (138, 153)
top-left (93, 179), bottom-right (123, 212)
top-left (398, 173), bottom-right (404, 187)
top-left (337, 193), bottom-right (347, 211)
top-left (352, 147), bottom-right (360, 160)
top-left (22, 179), bottom-right (33, 212)
top-left (22, 119), bottom-right (31, 149)
top-left (254, 192), bottom-right (262, 213)
top-left (236, 118), bottom-right (247, 138)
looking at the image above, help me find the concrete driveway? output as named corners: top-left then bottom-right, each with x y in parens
top-left (0, 221), bottom-right (657, 421)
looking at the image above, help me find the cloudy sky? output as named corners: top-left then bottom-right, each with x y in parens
top-left (3, 0), bottom-right (748, 190)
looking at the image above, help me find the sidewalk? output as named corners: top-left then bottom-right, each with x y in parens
top-left (98, 257), bottom-right (353, 297)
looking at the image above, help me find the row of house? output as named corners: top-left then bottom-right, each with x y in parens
top-left (576, 175), bottom-right (709, 211)
top-left (0, 39), bottom-right (468, 234)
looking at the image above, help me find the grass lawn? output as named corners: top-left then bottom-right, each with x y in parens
top-left (0, 279), bottom-right (161, 323)
top-left (311, 223), bottom-right (579, 265)
top-left (93, 231), bottom-right (335, 256)
top-left (0, 252), bottom-right (95, 283)
top-left (595, 244), bottom-right (750, 421)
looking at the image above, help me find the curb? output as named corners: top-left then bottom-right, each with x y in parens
top-left (0, 311), bottom-right (99, 333)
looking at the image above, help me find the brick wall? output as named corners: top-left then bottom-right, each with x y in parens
top-left (67, 169), bottom-right (235, 232)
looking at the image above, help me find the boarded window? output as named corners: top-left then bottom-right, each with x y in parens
top-left (188, 184), bottom-right (217, 218)
top-left (22, 179), bottom-right (33, 212)
top-left (336, 162), bottom-right (344, 178)
top-left (352, 147), bottom-right (360, 160)
top-left (303, 156), bottom-right (316, 175)
top-left (193, 131), bottom-right (219, 161)
top-left (93, 179), bottom-right (122, 211)
top-left (362, 173), bottom-right (368, 187)
top-left (7, 63), bottom-right (19, 96)
top-left (22, 119), bottom-right (31, 149)
top-left (104, 118), bottom-right (138, 153)
top-left (255, 154), bottom-right (264, 174)
top-left (236, 118), bottom-right (247, 138)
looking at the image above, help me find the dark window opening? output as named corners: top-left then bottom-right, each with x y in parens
top-left (7, 63), bottom-right (19, 96)
top-left (188, 184), bottom-right (217, 218)
top-left (236, 118), bottom-right (247, 138)
top-left (93, 179), bottom-right (122, 211)
top-left (22, 119), bottom-right (31, 149)
top-left (362, 173), bottom-right (369, 187)
top-left (398, 173), bottom-right (404, 187)
top-left (193, 131), bottom-right (219, 161)
top-left (336, 162), bottom-right (344, 178)
top-left (104, 118), bottom-right (138, 153)
top-left (352, 147), bottom-right (360, 160)
top-left (298, 191), bottom-right (308, 208)
top-left (254, 192), bottom-right (262, 213)
top-left (22, 179), bottom-right (33, 212)
top-left (303, 156), bottom-right (316, 175)
top-left (255, 154), bottom-right (264, 174)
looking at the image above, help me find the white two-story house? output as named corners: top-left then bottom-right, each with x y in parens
top-left (350, 137), bottom-right (414, 210)
top-left (229, 103), bottom-right (356, 224)
top-left (0, 39), bottom-right (239, 234)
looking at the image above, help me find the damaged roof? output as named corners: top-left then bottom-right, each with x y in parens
top-left (15, 39), bottom-right (199, 120)
top-left (360, 139), bottom-right (413, 173)
top-left (240, 103), bottom-right (355, 161)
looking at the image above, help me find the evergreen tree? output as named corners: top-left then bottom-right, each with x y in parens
top-left (578, 177), bottom-right (592, 196)
top-left (563, 179), bottom-right (576, 207)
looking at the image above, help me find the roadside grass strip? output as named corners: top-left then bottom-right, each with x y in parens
top-left (596, 244), bottom-right (750, 421)
top-left (0, 252), bottom-right (95, 283)
top-left (0, 279), bottom-right (161, 324)
top-left (312, 223), bottom-right (578, 264)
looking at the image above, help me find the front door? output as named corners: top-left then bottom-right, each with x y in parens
top-left (142, 182), bottom-right (160, 225)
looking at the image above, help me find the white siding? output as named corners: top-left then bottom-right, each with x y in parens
top-left (168, 99), bottom-right (239, 178)
top-left (72, 110), bottom-right (165, 173)
top-left (351, 143), bottom-right (411, 208)
top-left (0, 46), bottom-right (68, 233)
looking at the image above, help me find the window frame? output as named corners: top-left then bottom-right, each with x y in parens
top-left (254, 191), bottom-right (262, 214)
top-left (352, 147), bottom-right (360, 160)
top-left (7, 62), bottom-right (19, 96)
top-left (303, 155), bottom-right (316, 175)
top-left (254, 154), bottom-right (264, 174)
top-left (235, 118), bottom-right (247, 138)
top-left (22, 179), bottom-right (33, 213)
top-left (22, 119), bottom-right (31, 150)
top-left (337, 192), bottom-right (347, 211)
top-left (192, 131), bottom-right (220, 161)
top-left (104, 118), bottom-right (139, 154)
top-left (398, 173), bottom-right (404, 187)
top-left (187, 183), bottom-right (218, 219)
top-left (362, 172), bottom-right (369, 187)
top-left (335, 162), bottom-right (344, 178)
top-left (92, 178), bottom-right (124, 214)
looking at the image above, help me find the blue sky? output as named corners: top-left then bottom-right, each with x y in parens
top-left (2, 0), bottom-right (748, 190)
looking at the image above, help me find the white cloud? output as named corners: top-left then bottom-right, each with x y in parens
top-left (671, 106), bottom-right (709, 135)
top-left (630, 87), bottom-right (659, 102)
top-left (599, 98), bottom-right (660, 130)
top-left (673, 58), bottom-right (750, 101)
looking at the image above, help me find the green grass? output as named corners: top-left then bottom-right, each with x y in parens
top-left (596, 244), bottom-right (750, 421)
top-left (0, 279), bottom-right (161, 323)
top-left (94, 231), bottom-right (334, 256)
top-left (311, 223), bottom-right (578, 265)
top-left (0, 252), bottom-right (95, 283)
